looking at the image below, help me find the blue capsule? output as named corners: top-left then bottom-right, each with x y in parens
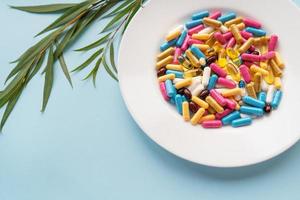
top-left (185, 19), bottom-right (203, 29)
top-left (271, 90), bottom-right (282, 109)
top-left (182, 95), bottom-right (188, 102)
top-left (166, 70), bottom-right (183, 78)
top-left (232, 117), bottom-right (252, 127)
top-left (221, 111), bottom-right (241, 125)
top-left (192, 11), bottom-right (209, 20)
top-left (207, 74), bottom-right (218, 90)
top-left (258, 92), bottom-right (267, 102)
top-left (176, 29), bottom-right (187, 47)
top-left (217, 12), bottom-right (236, 23)
top-left (165, 79), bottom-right (176, 97)
top-left (190, 45), bottom-right (206, 59)
top-left (160, 39), bottom-right (177, 52)
top-left (238, 80), bottom-right (246, 88)
top-left (170, 96), bottom-right (176, 104)
top-left (245, 27), bottom-right (266, 37)
top-left (240, 106), bottom-right (264, 116)
top-left (242, 96), bottom-right (265, 108)
top-left (175, 94), bottom-right (183, 114)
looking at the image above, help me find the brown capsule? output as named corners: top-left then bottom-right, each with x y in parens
top-left (189, 101), bottom-right (199, 113)
top-left (264, 104), bottom-right (272, 114)
top-left (206, 55), bottom-right (218, 66)
top-left (199, 89), bottom-right (210, 100)
top-left (183, 88), bottom-right (192, 100)
top-left (157, 67), bottom-right (167, 77)
top-left (251, 51), bottom-right (260, 55)
top-left (177, 88), bottom-right (185, 95)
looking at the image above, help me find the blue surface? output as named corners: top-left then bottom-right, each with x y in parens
top-left (1, 0), bottom-right (300, 199)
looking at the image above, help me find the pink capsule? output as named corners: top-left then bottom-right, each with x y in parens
top-left (210, 89), bottom-right (227, 106)
top-left (241, 53), bottom-right (261, 62)
top-left (181, 35), bottom-right (190, 51)
top-left (214, 32), bottom-right (227, 45)
top-left (268, 35), bottom-right (278, 51)
top-left (209, 11), bottom-right (222, 20)
top-left (260, 51), bottom-right (276, 61)
top-left (210, 63), bottom-right (227, 78)
top-left (243, 61), bottom-right (253, 68)
top-left (239, 64), bottom-right (252, 83)
top-left (225, 99), bottom-right (237, 110)
top-left (249, 45), bottom-right (256, 52)
top-left (226, 37), bottom-right (236, 48)
top-left (240, 31), bottom-right (253, 39)
top-left (188, 39), bottom-right (203, 46)
top-left (159, 82), bottom-right (169, 101)
top-left (223, 32), bottom-right (233, 40)
top-left (215, 109), bottom-right (233, 120)
top-left (243, 18), bottom-right (262, 29)
top-left (202, 120), bottom-right (222, 128)
top-left (217, 77), bottom-right (236, 89)
top-left (188, 24), bottom-right (205, 35)
top-left (173, 48), bottom-right (182, 64)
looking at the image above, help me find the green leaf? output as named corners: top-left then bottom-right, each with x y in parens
top-left (10, 3), bottom-right (77, 13)
top-left (41, 46), bottom-right (55, 112)
top-left (103, 56), bottom-right (118, 81)
top-left (102, 5), bottom-right (131, 33)
top-left (28, 52), bottom-right (46, 82)
top-left (103, 0), bottom-right (134, 18)
top-left (58, 53), bottom-right (73, 88)
top-left (36, 2), bottom-right (90, 37)
top-left (0, 88), bottom-right (23, 131)
top-left (123, 2), bottom-right (140, 32)
top-left (109, 42), bottom-right (117, 73)
top-left (55, 25), bottom-right (77, 58)
top-left (75, 34), bottom-right (110, 51)
top-left (72, 49), bottom-right (103, 72)
top-left (83, 57), bottom-right (102, 87)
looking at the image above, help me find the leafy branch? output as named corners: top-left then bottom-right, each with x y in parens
top-left (0, 0), bottom-right (144, 131)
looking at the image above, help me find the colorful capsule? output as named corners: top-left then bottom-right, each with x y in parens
top-left (231, 117), bottom-right (252, 127)
top-left (207, 74), bottom-right (218, 90)
top-left (222, 111), bottom-right (241, 125)
top-left (240, 106), bottom-right (264, 116)
top-left (271, 90), bottom-right (282, 109)
top-left (218, 12), bottom-right (236, 23)
top-left (202, 120), bottom-right (222, 128)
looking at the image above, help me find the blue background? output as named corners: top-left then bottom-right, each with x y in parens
top-left (1, 0), bottom-right (300, 199)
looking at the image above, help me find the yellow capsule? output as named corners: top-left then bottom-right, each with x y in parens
top-left (238, 38), bottom-right (254, 54)
top-left (205, 96), bottom-right (224, 113)
top-left (158, 74), bottom-right (175, 82)
top-left (236, 23), bottom-right (245, 30)
top-left (263, 65), bottom-right (275, 84)
top-left (250, 65), bottom-right (269, 76)
top-left (182, 102), bottom-right (190, 121)
top-left (178, 56), bottom-right (192, 70)
top-left (157, 47), bottom-right (175, 61)
top-left (230, 24), bottom-right (243, 44)
top-left (226, 63), bottom-right (241, 81)
top-left (199, 114), bottom-right (216, 124)
top-left (260, 45), bottom-right (268, 55)
top-left (274, 77), bottom-right (282, 89)
top-left (269, 59), bottom-right (282, 77)
top-left (221, 88), bottom-right (242, 97)
top-left (226, 48), bottom-right (239, 59)
top-left (191, 96), bottom-right (209, 109)
top-left (253, 72), bottom-right (262, 93)
top-left (194, 44), bottom-right (210, 52)
top-left (218, 58), bottom-right (228, 68)
top-left (274, 52), bottom-right (285, 69)
top-left (203, 17), bottom-right (222, 28)
top-left (185, 50), bottom-right (200, 68)
top-left (235, 101), bottom-right (241, 110)
top-left (260, 61), bottom-right (268, 70)
top-left (184, 69), bottom-right (201, 78)
top-left (205, 34), bottom-right (216, 47)
top-left (166, 64), bottom-right (183, 71)
top-left (191, 108), bottom-right (205, 125)
top-left (207, 106), bottom-right (216, 114)
top-left (213, 42), bottom-right (223, 52)
top-left (156, 55), bottom-right (173, 69)
top-left (206, 47), bottom-right (217, 57)
top-left (225, 17), bottom-right (243, 27)
top-left (246, 82), bottom-right (257, 98)
top-left (166, 28), bottom-right (182, 41)
top-left (192, 33), bottom-right (210, 41)
top-left (175, 78), bottom-right (192, 89)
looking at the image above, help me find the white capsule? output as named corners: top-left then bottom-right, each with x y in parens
top-left (241, 88), bottom-right (247, 96)
top-left (220, 25), bottom-right (229, 33)
top-left (173, 78), bottom-right (184, 84)
top-left (234, 95), bottom-right (242, 101)
top-left (192, 84), bottom-right (205, 96)
top-left (261, 80), bottom-right (269, 92)
top-left (215, 88), bottom-right (229, 93)
top-left (202, 67), bottom-right (211, 87)
top-left (188, 76), bottom-right (202, 91)
top-left (169, 25), bottom-right (183, 33)
top-left (199, 27), bottom-right (214, 34)
top-left (266, 85), bottom-right (275, 103)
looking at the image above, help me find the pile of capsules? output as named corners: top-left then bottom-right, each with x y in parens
top-left (156, 10), bottom-right (284, 128)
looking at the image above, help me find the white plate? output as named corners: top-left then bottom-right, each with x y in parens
top-left (118, 0), bottom-right (300, 167)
